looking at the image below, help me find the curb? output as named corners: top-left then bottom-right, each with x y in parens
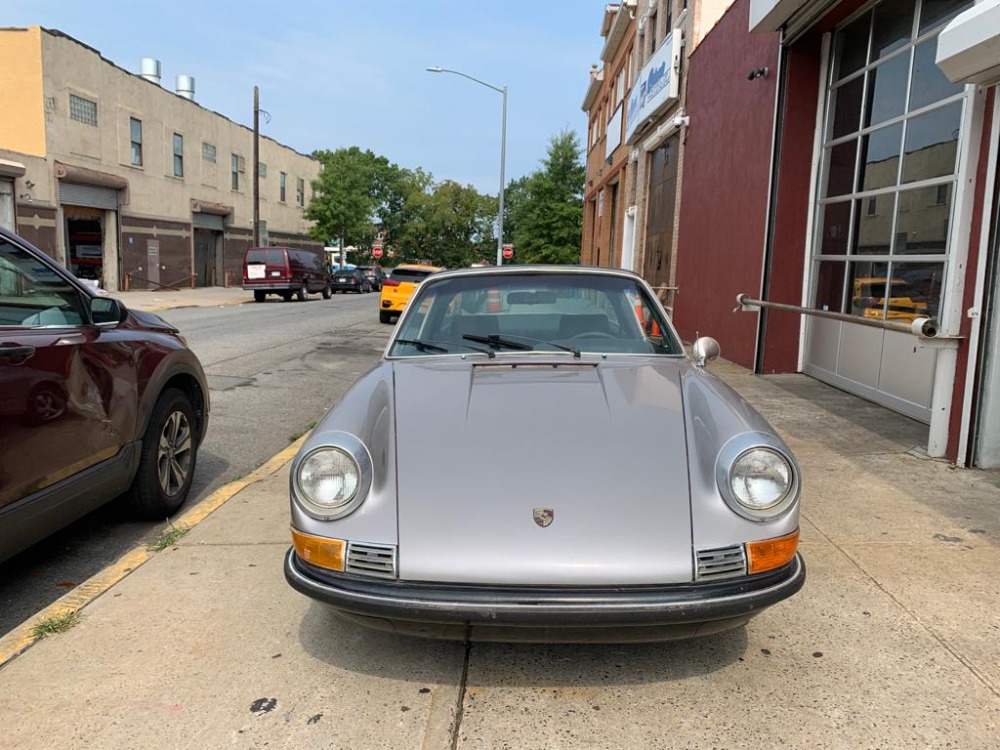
top-left (0, 434), bottom-right (308, 670)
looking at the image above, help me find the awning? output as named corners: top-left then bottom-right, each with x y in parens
top-left (54, 161), bottom-right (128, 189)
top-left (936, 0), bottom-right (1000, 85)
top-left (190, 198), bottom-right (233, 216)
top-left (0, 159), bottom-right (27, 179)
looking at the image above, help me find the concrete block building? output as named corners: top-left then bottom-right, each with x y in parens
top-left (0, 27), bottom-right (320, 291)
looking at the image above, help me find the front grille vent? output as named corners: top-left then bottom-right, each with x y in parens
top-left (696, 545), bottom-right (747, 581)
top-left (346, 542), bottom-right (397, 580)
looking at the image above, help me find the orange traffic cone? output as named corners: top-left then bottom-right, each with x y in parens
top-left (487, 288), bottom-right (502, 313)
top-left (635, 301), bottom-right (661, 337)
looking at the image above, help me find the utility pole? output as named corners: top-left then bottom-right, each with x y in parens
top-left (253, 85), bottom-right (260, 247)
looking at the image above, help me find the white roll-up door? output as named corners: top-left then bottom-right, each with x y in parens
top-left (192, 212), bottom-right (224, 231)
top-left (58, 182), bottom-right (119, 210)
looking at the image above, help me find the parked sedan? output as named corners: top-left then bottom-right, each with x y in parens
top-left (357, 266), bottom-right (386, 291)
top-left (284, 266), bottom-right (804, 642)
top-left (0, 226), bottom-right (209, 564)
top-left (330, 268), bottom-right (372, 294)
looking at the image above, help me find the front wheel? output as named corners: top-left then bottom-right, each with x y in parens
top-left (296, 283), bottom-right (308, 302)
top-left (322, 284), bottom-right (331, 300)
top-left (126, 388), bottom-right (198, 519)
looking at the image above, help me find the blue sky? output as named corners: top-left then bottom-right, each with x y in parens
top-left (8, 0), bottom-right (610, 194)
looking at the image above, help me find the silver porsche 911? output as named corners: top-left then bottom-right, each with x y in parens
top-left (284, 266), bottom-right (805, 642)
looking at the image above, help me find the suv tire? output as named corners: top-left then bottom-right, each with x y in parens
top-left (296, 283), bottom-right (308, 302)
top-left (322, 284), bottom-right (332, 299)
top-left (127, 388), bottom-right (198, 519)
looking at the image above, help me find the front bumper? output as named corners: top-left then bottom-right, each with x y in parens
top-left (284, 548), bottom-right (805, 641)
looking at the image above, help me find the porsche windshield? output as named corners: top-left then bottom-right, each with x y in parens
top-left (388, 273), bottom-right (682, 357)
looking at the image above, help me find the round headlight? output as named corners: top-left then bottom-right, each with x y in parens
top-left (297, 447), bottom-right (360, 510)
top-left (729, 448), bottom-right (792, 510)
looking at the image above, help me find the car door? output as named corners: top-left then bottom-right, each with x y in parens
top-left (0, 236), bottom-right (137, 509)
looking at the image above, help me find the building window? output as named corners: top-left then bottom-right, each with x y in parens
top-left (616, 68), bottom-right (626, 106)
top-left (231, 154), bottom-right (240, 191)
top-left (202, 142), bottom-right (217, 163)
top-left (813, 0), bottom-right (970, 322)
top-left (258, 162), bottom-right (267, 178)
top-left (296, 178), bottom-right (305, 207)
top-left (650, 11), bottom-right (658, 53)
top-left (129, 117), bottom-right (143, 166)
top-left (173, 133), bottom-right (184, 178)
top-left (280, 172), bottom-right (286, 202)
top-left (69, 94), bottom-right (98, 126)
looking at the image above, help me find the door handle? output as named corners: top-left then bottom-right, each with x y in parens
top-left (0, 345), bottom-right (36, 363)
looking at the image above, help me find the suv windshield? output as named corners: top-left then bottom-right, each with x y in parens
top-left (389, 273), bottom-right (681, 358)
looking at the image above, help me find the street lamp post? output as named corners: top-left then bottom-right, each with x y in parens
top-left (426, 66), bottom-right (507, 266)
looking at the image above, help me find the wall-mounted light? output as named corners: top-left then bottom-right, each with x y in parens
top-left (18, 193), bottom-right (33, 204)
top-left (747, 67), bottom-right (769, 80)
top-left (24, 180), bottom-right (35, 189)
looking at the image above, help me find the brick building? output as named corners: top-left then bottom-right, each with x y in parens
top-left (581, 0), bottom-right (736, 310)
top-left (0, 27), bottom-right (320, 291)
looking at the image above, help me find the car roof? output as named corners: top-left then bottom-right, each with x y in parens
top-left (393, 264), bottom-right (443, 272)
top-left (417, 264), bottom-right (646, 282)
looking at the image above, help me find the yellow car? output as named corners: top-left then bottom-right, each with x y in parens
top-left (379, 264), bottom-right (442, 324)
top-left (851, 277), bottom-right (928, 322)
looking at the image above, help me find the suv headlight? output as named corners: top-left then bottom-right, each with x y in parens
top-left (730, 448), bottom-right (792, 510)
top-left (293, 436), bottom-right (373, 520)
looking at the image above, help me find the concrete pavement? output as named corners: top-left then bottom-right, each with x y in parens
top-left (112, 285), bottom-right (253, 312)
top-left (1, 360), bottom-right (998, 748)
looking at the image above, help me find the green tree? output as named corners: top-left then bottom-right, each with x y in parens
top-left (508, 130), bottom-right (585, 265)
top-left (305, 147), bottom-right (396, 248)
top-left (394, 180), bottom-right (495, 267)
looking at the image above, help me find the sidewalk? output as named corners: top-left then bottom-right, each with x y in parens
top-left (111, 285), bottom-right (252, 312)
top-left (1, 362), bottom-right (997, 749)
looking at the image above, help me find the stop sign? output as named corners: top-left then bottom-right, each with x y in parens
top-left (502, 244), bottom-right (513, 260)
top-left (372, 247), bottom-right (383, 258)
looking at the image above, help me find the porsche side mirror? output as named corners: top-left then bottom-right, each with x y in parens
top-left (692, 336), bottom-right (721, 368)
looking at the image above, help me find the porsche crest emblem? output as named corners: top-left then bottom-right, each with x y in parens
top-left (533, 508), bottom-right (554, 528)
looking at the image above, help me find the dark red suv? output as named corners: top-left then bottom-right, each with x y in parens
top-left (0, 226), bottom-right (210, 564)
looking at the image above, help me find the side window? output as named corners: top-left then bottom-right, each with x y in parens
top-left (0, 240), bottom-right (86, 327)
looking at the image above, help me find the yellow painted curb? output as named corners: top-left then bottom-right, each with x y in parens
top-left (0, 435), bottom-right (308, 669)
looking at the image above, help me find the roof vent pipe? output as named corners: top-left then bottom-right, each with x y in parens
top-left (176, 75), bottom-right (195, 101)
top-left (140, 58), bottom-right (161, 84)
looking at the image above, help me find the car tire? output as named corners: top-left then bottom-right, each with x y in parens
top-left (126, 388), bottom-right (198, 520)
top-left (282, 292), bottom-right (293, 302)
top-left (254, 291), bottom-right (266, 303)
top-left (297, 283), bottom-right (308, 302)
top-left (322, 284), bottom-right (331, 300)
top-left (379, 310), bottom-right (393, 324)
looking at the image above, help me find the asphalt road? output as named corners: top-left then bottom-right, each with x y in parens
top-left (0, 291), bottom-right (390, 636)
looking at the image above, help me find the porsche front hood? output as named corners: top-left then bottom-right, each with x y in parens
top-left (392, 358), bottom-right (693, 585)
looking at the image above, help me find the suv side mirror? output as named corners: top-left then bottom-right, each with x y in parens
top-left (691, 336), bottom-right (721, 368)
top-left (91, 296), bottom-right (128, 326)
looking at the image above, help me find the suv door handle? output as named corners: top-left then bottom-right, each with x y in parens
top-left (0, 345), bottom-right (36, 363)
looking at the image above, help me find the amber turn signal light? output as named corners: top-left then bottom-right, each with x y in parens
top-left (291, 528), bottom-right (345, 572)
top-left (747, 530), bottom-right (799, 574)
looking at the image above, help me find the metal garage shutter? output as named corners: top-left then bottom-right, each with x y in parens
top-left (58, 182), bottom-right (119, 210)
top-left (192, 212), bottom-right (224, 231)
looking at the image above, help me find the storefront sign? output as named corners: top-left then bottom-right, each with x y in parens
top-left (625, 32), bottom-right (680, 143)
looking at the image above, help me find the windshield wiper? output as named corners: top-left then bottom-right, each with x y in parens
top-left (395, 338), bottom-right (495, 358)
top-left (464, 333), bottom-right (581, 358)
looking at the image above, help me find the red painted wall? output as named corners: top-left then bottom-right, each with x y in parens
top-left (758, 37), bottom-right (821, 373)
top-left (673, 0), bottom-right (780, 368)
top-left (948, 87), bottom-right (995, 461)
